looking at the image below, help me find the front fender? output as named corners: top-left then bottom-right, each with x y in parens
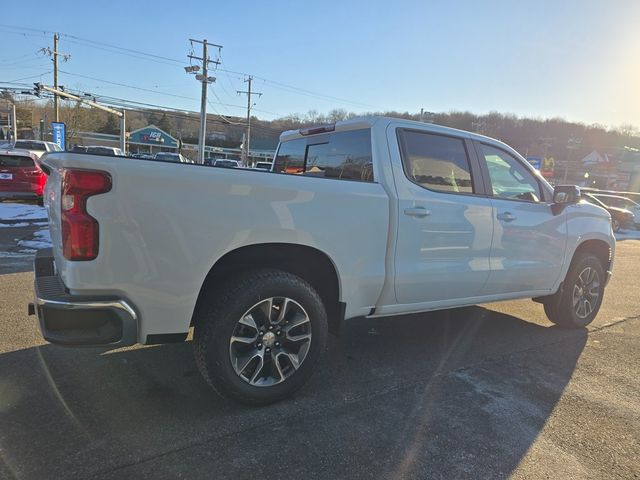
top-left (553, 202), bottom-right (615, 291)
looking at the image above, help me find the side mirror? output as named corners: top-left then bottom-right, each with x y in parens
top-left (553, 185), bottom-right (580, 204)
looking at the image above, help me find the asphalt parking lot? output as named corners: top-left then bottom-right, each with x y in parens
top-left (0, 236), bottom-right (639, 479)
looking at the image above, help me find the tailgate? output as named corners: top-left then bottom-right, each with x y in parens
top-left (0, 158), bottom-right (40, 191)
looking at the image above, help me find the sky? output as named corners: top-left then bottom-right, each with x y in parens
top-left (1, 0), bottom-right (639, 128)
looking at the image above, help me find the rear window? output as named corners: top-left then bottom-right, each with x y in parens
top-left (273, 129), bottom-right (374, 182)
top-left (87, 147), bottom-right (117, 156)
top-left (214, 160), bottom-right (238, 168)
top-left (155, 153), bottom-right (179, 162)
top-left (14, 141), bottom-right (45, 151)
top-left (0, 155), bottom-right (35, 168)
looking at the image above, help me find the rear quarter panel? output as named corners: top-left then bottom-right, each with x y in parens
top-left (43, 154), bottom-right (390, 341)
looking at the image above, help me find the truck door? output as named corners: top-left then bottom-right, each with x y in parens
top-left (473, 141), bottom-right (566, 295)
top-left (390, 127), bottom-right (494, 305)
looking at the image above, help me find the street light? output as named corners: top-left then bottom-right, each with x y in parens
top-left (195, 74), bottom-right (216, 83)
top-left (184, 65), bottom-right (200, 73)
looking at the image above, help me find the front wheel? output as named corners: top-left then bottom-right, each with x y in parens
top-left (193, 269), bottom-right (328, 405)
top-left (544, 253), bottom-right (605, 328)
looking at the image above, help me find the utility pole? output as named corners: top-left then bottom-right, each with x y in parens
top-left (186, 39), bottom-right (221, 164)
top-left (120, 110), bottom-right (126, 153)
top-left (53, 34), bottom-right (59, 122)
top-left (11, 103), bottom-right (17, 142)
top-left (40, 34), bottom-right (70, 123)
top-left (237, 76), bottom-right (262, 166)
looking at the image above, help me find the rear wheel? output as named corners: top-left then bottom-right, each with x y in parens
top-left (544, 253), bottom-right (604, 328)
top-left (193, 269), bottom-right (328, 405)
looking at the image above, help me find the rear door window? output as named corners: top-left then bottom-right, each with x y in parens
top-left (273, 138), bottom-right (306, 174)
top-left (0, 155), bottom-right (35, 168)
top-left (398, 130), bottom-right (474, 194)
top-left (273, 129), bottom-right (374, 182)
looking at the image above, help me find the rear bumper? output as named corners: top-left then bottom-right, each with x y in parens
top-left (30, 249), bottom-right (138, 347)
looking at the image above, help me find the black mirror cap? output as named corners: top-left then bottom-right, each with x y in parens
top-left (553, 185), bottom-right (581, 205)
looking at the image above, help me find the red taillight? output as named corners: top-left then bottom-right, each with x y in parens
top-left (61, 169), bottom-right (112, 261)
top-left (36, 165), bottom-right (47, 195)
top-left (299, 124), bottom-right (335, 136)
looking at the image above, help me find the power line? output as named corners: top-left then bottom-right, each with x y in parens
top-left (60, 69), bottom-right (198, 101)
top-left (61, 34), bottom-right (184, 65)
top-left (1, 83), bottom-right (294, 137)
top-left (0, 52), bottom-right (38, 62)
top-left (4, 71), bottom-right (53, 83)
top-left (59, 69), bottom-right (281, 116)
top-left (206, 91), bottom-right (246, 125)
top-left (0, 24), bottom-right (182, 65)
top-left (62, 38), bottom-right (181, 67)
top-left (0, 55), bottom-right (44, 67)
top-left (217, 67), bottom-right (381, 109)
top-left (3, 24), bottom-right (381, 111)
top-left (88, 94), bottom-right (280, 134)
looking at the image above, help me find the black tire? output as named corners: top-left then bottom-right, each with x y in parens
top-left (193, 269), bottom-right (328, 405)
top-left (543, 253), bottom-right (605, 328)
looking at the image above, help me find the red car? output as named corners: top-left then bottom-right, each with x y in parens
top-left (0, 150), bottom-right (47, 203)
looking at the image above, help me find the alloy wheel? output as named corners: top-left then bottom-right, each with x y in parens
top-left (572, 266), bottom-right (601, 319)
top-left (229, 297), bottom-right (312, 386)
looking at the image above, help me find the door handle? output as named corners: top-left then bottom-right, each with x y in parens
top-left (497, 212), bottom-right (516, 222)
top-left (404, 207), bottom-right (431, 217)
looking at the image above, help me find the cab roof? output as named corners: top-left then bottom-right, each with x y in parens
top-left (0, 149), bottom-right (39, 159)
top-left (279, 115), bottom-right (511, 148)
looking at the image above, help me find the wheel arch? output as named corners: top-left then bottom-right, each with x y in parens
top-left (573, 238), bottom-right (612, 273)
top-left (536, 237), bottom-right (613, 306)
top-left (192, 243), bottom-right (344, 334)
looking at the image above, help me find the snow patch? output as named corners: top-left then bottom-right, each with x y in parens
top-left (0, 251), bottom-right (34, 258)
top-left (0, 222), bottom-right (29, 228)
top-left (17, 229), bottom-right (52, 250)
top-left (0, 203), bottom-right (47, 221)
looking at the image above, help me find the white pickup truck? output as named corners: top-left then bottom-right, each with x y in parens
top-left (30, 116), bottom-right (615, 405)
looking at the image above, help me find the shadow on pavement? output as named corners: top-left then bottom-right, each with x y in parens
top-left (0, 306), bottom-right (586, 479)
